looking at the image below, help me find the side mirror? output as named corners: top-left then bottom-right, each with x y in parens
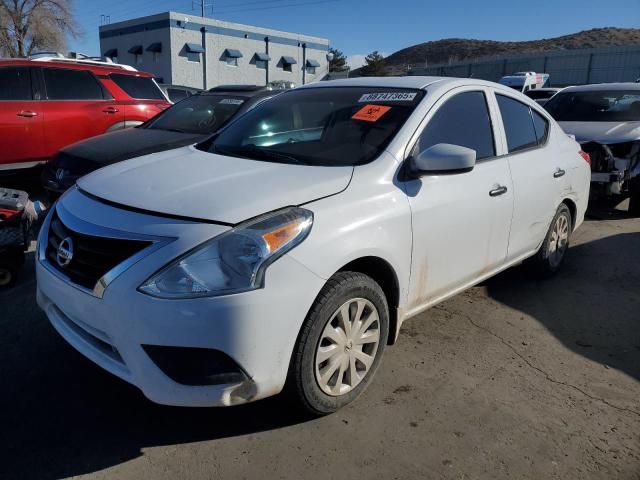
top-left (409, 143), bottom-right (476, 176)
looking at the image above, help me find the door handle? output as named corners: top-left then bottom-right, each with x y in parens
top-left (489, 185), bottom-right (508, 197)
top-left (16, 110), bottom-right (38, 118)
top-left (553, 168), bottom-right (566, 178)
top-left (103, 107), bottom-right (119, 114)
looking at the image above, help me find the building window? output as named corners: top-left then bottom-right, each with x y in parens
top-left (226, 56), bottom-right (238, 67)
top-left (306, 66), bottom-right (316, 75)
top-left (256, 59), bottom-right (267, 69)
top-left (280, 56), bottom-right (297, 72)
top-left (187, 52), bottom-right (200, 63)
top-left (135, 54), bottom-right (143, 65)
top-left (153, 52), bottom-right (160, 63)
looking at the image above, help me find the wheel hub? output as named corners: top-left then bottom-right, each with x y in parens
top-left (314, 298), bottom-right (380, 397)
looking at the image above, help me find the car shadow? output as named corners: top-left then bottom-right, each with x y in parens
top-left (484, 231), bottom-right (640, 382)
top-left (0, 254), bottom-right (314, 480)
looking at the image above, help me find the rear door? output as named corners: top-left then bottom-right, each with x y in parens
top-left (493, 92), bottom-right (560, 260)
top-left (0, 66), bottom-right (45, 169)
top-left (39, 67), bottom-right (124, 158)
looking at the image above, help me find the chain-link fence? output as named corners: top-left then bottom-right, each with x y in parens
top-left (406, 44), bottom-right (640, 86)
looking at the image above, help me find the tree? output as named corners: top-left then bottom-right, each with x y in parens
top-left (0, 0), bottom-right (81, 58)
top-left (360, 51), bottom-right (388, 77)
top-left (328, 47), bottom-right (348, 72)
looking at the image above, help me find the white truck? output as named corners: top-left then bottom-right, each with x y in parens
top-left (499, 72), bottom-right (550, 93)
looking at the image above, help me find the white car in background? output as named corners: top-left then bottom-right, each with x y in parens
top-left (545, 83), bottom-right (640, 215)
top-left (36, 77), bottom-right (590, 414)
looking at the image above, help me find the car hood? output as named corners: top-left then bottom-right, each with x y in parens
top-left (558, 121), bottom-right (640, 144)
top-left (77, 145), bottom-right (353, 224)
top-left (54, 128), bottom-right (205, 175)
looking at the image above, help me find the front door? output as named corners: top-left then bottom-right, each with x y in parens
top-left (402, 87), bottom-right (513, 310)
top-left (0, 66), bottom-right (45, 169)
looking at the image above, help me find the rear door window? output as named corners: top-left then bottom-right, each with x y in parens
top-left (496, 94), bottom-right (538, 153)
top-left (416, 91), bottom-right (495, 160)
top-left (0, 67), bottom-right (33, 100)
top-left (110, 74), bottom-right (166, 100)
top-left (43, 68), bottom-right (104, 100)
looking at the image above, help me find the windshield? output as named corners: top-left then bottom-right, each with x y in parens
top-left (545, 90), bottom-right (640, 122)
top-left (145, 94), bottom-right (247, 134)
top-left (201, 87), bottom-right (424, 166)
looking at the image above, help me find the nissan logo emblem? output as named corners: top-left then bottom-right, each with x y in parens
top-left (56, 237), bottom-right (74, 268)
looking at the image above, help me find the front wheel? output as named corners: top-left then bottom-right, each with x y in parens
top-left (527, 204), bottom-right (572, 277)
top-left (288, 272), bottom-right (389, 415)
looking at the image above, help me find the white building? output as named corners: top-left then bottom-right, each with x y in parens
top-left (99, 11), bottom-right (330, 89)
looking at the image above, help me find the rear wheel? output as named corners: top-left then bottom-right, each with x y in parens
top-left (288, 272), bottom-right (389, 415)
top-left (527, 204), bottom-right (572, 277)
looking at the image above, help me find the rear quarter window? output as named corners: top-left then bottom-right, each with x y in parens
top-left (110, 74), bottom-right (166, 100)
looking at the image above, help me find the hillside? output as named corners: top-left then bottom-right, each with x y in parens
top-left (352, 27), bottom-right (640, 75)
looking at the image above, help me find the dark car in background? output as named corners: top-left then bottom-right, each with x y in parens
top-left (42, 85), bottom-right (277, 196)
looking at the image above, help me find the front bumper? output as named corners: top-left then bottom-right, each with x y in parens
top-left (36, 190), bottom-right (325, 406)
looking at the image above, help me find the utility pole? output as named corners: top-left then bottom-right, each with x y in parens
top-left (192, 0), bottom-right (213, 18)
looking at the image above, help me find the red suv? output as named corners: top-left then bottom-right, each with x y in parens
top-left (0, 57), bottom-right (171, 172)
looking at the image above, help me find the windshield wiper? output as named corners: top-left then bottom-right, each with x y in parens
top-left (158, 127), bottom-right (188, 134)
top-left (213, 145), bottom-right (309, 165)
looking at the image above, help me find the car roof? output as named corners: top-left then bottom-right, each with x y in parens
top-left (559, 83), bottom-right (640, 93)
top-left (297, 76), bottom-right (523, 92)
top-left (203, 87), bottom-right (273, 98)
top-left (0, 58), bottom-right (153, 76)
top-left (298, 76), bottom-right (449, 90)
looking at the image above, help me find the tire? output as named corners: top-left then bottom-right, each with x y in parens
top-left (288, 271), bottom-right (389, 415)
top-left (527, 203), bottom-right (572, 277)
top-left (0, 264), bottom-right (17, 288)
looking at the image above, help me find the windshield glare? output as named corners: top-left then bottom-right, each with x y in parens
top-left (146, 94), bottom-right (247, 134)
top-left (201, 87), bottom-right (424, 166)
top-left (545, 90), bottom-right (640, 122)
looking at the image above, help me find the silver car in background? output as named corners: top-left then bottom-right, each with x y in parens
top-left (545, 83), bottom-right (640, 215)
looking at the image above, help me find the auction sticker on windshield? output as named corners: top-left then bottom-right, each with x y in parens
top-left (358, 92), bottom-right (417, 102)
top-left (352, 104), bottom-right (392, 122)
top-left (219, 98), bottom-right (245, 105)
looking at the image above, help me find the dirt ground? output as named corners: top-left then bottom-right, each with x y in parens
top-left (1, 203), bottom-right (639, 480)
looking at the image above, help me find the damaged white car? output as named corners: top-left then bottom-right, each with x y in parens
top-left (545, 83), bottom-right (640, 215)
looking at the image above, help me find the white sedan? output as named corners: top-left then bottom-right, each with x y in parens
top-left (36, 77), bottom-right (590, 414)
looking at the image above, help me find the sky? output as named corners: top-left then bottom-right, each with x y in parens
top-left (68, 0), bottom-right (640, 69)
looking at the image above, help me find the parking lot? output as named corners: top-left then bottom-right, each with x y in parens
top-left (1, 202), bottom-right (638, 480)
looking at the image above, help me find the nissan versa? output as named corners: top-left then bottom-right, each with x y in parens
top-left (36, 77), bottom-right (591, 414)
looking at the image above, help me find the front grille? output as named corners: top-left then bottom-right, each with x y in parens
top-left (46, 211), bottom-right (151, 290)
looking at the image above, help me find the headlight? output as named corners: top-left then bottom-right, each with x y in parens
top-left (138, 207), bottom-right (313, 299)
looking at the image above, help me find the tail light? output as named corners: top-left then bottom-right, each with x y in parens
top-left (0, 208), bottom-right (22, 222)
top-left (579, 150), bottom-right (591, 166)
